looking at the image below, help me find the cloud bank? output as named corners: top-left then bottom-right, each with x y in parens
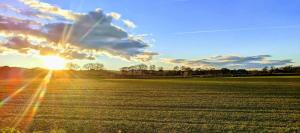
top-left (0, 0), bottom-right (157, 61)
top-left (164, 55), bottom-right (293, 69)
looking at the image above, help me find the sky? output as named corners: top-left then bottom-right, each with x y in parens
top-left (0, 0), bottom-right (299, 70)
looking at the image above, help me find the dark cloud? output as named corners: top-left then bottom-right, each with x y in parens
top-left (0, 36), bottom-right (95, 60)
top-left (60, 50), bottom-right (96, 60)
top-left (0, 15), bottom-right (44, 39)
top-left (3, 37), bottom-right (31, 53)
top-left (43, 10), bottom-right (157, 61)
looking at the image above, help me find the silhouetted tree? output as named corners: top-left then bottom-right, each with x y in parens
top-left (262, 66), bottom-right (269, 73)
top-left (158, 67), bottom-right (164, 72)
top-left (282, 65), bottom-right (293, 73)
top-left (173, 66), bottom-right (180, 71)
top-left (237, 69), bottom-right (248, 75)
top-left (269, 66), bottom-right (275, 74)
top-left (136, 64), bottom-right (148, 71)
top-left (83, 63), bottom-right (104, 70)
top-left (221, 68), bottom-right (231, 75)
top-left (180, 66), bottom-right (186, 71)
top-left (120, 67), bottom-right (128, 71)
top-left (149, 65), bottom-right (156, 71)
top-left (118, 64), bottom-right (299, 78)
top-left (296, 67), bottom-right (300, 73)
top-left (66, 63), bottom-right (80, 71)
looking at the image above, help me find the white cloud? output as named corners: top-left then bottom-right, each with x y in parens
top-left (123, 19), bottom-right (137, 29)
top-left (109, 12), bottom-right (121, 20)
top-left (0, 0), bottom-right (156, 61)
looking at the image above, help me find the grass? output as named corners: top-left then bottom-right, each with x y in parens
top-left (0, 74), bottom-right (300, 132)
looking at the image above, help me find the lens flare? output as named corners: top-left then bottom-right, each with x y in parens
top-left (0, 86), bottom-right (25, 107)
top-left (42, 56), bottom-right (66, 70)
top-left (11, 71), bottom-right (53, 129)
top-left (0, 75), bottom-right (41, 108)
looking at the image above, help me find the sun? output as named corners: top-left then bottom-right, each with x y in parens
top-left (42, 56), bottom-right (66, 70)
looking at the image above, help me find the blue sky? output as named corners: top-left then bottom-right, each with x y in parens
top-left (0, 0), bottom-right (299, 69)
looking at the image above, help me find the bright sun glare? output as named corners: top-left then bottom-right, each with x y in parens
top-left (42, 56), bottom-right (66, 70)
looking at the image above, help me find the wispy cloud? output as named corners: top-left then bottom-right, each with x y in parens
top-left (163, 55), bottom-right (293, 69)
top-left (123, 19), bottom-right (137, 29)
top-left (175, 25), bottom-right (300, 35)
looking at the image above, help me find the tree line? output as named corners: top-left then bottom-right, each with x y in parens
top-left (1, 63), bottom-right (299, 78)
top-left (119, 64), bottom-right (300, 77)
top-left (66, 63), bottom-right (104, 71)
top-left (66, 63), bottom-right (300, 76)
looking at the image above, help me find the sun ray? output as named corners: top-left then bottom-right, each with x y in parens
top-left (79, 17), bottom-right (105, 42)
top-left (0, 74), bottom-right (43, 108)
top-left (0, 83), bottom-right (29, 108)
top-left (11, 71), bottom-right (53, 129)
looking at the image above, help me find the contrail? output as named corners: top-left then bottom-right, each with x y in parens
top-left (175, 25), bottom-right (300, 35)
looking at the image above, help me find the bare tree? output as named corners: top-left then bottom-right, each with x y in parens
top-left (136, 64), bottom-right (148, 71)
top-left (149, 65), bottom-right (156, 71)
top-left (181, 66), bottom-right (192, 71)
top-left (120, 67), bottom-right (129, 72)
top-left (270, 66), bottom-right (275, 74)
top-left (66, 63), bottom-right (80, 71)
top-left (83, 63), bottom-right (104, 71)
top-left (158, 66), bottom-right (164, 71)
top-left (221, 68), bottom-right (230, 74)
top-left (173, 66), bottom-right (180, 71)
top-left (262, 66), bottom-right (268, 73)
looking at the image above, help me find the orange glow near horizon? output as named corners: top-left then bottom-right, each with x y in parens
top-left (42, 56), bottom-right (66, 70)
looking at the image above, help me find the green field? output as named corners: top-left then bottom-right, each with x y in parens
top-left (1, 76), bottom-right (300, 132)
